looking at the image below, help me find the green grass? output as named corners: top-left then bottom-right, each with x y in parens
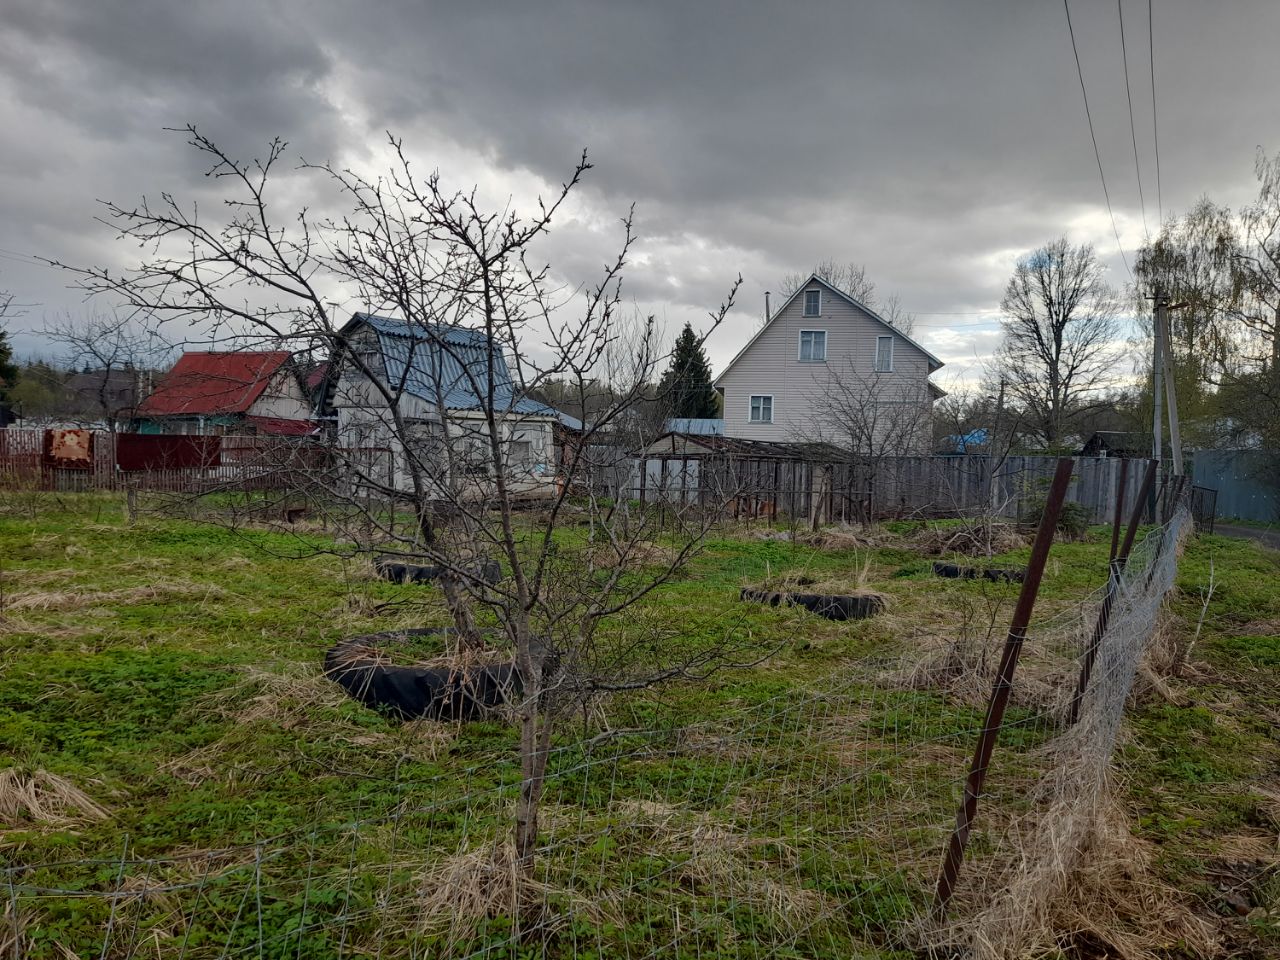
top-left (2, 493), bottom-right (1278, 958)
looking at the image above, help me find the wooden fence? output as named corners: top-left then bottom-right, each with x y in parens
top-left (0, 428), bottom-right (331, 494)
top-left (630, 453), bottom-right (1157, 525)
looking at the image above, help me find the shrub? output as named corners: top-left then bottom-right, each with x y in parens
top-left (1021, 498), bottom-right (1091, 540)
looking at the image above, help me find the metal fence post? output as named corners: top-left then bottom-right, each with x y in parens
top-left (932, 457), bottom-right (1076, 916)
top-left (1067, 458), bottom-right (1158, 725)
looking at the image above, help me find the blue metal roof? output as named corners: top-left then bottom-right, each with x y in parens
top-left (344, 313), bottom-right (558, 417)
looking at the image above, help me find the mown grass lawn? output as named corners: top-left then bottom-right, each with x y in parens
top-left (1, 493), bottom-right (1277, 958)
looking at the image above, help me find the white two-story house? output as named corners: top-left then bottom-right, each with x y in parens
top-left (714, 274), bottom-right (944, 453)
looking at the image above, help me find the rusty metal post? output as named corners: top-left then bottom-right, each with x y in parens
top-left (1108, 459), bottom-right (1129, 563)
top-left (1067, 459), bottom-right (1157, 725)
top-left (933, 457), bottom-right (1076, 916)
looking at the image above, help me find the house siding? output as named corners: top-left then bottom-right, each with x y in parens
top-left (716, 283), bottom-right (936, 447)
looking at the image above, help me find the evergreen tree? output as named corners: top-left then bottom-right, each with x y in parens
top-left (658, 323), bottom-right (720, 419)
top-left (0, 328), bottom-right (16, 426)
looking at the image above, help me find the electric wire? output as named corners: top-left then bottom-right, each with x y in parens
top-left (1118, 0), bottom-right (1149, 238)
top-left (1149, 0), bottom-right (1163, 224)
top-left (1063, 0), bottom-right (1133, 279)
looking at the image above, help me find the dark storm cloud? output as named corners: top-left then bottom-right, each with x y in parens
top-left (2, 0), bottom-right (1278, 377)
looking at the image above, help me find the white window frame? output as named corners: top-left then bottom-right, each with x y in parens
top-left (797, 329), bottom-right (827, 363)
top-left (803, 289), bottom-right (821, 317)
top-left (749, 394), bottom-right (774, 423)
top-left (875, 335), bottom-right (895, 372)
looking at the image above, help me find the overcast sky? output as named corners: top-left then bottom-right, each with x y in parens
top-left (1, 0), bottom-right (1277, 388)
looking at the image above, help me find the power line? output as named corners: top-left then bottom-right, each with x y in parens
top-left (1149, 0), bottom-right (1163, 224)
top-left (1118, 0), bottom-right (1149, 238)
top-left (1063, 0), bottom-right (1133, 279)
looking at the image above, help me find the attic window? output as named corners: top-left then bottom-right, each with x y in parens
top-left (875, 336), bottom-right (895, 372)
top-left (803, 289), bottom-right (821, 317)
top-left (798, 330), bottom-right (826, 362)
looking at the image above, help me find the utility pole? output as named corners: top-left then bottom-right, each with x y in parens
top-left (1150, 286), bottom-right (1165, 521)
top-left (1151, 286), bottom-right (1164, 465)
top-left (1157, 293), bottom-right (1184, 476)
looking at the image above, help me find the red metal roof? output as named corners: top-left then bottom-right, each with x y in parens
top-left (139, 352), bottom-right (293, 416)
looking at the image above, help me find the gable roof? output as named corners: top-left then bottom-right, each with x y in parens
top-left (714, 274), bottom-right (944, 385)
top-left (340, 313), bottom-right (557, 417)
top-left (139, 351), bottom-right (294, 416)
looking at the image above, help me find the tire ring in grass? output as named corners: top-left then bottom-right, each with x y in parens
top-left (323, 628), bottom-right (520, 722)
top-left (930, 562), bottom-right (1026, 584)
top-left (374, 556), bottom-right (502, 586)
top-left (739, 588), bottom-right (886, 622)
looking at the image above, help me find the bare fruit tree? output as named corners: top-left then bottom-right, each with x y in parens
top-left (994, 237), bottom-right (1119, 447)
top-left (793, 364), bottom-right (934, 524)
top-left (44, 311), bottom-right (166, 435)
top-left (776, 260), bottom-right (916, 334)
top-left (51, 126), bottom-right (749, 870)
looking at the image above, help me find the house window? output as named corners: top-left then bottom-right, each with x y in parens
top-left (509, 440), bottom-right (532, 466)
top-left (749, 395), bottom-right (773, 423)
top-left (803, 289), bottom-right (821, 317)
top-left (798, 330), bottom-right (827, 362)
top-left (875, 336), bottom-right (895, 372)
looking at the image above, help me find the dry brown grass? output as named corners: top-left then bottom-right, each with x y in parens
top-left (908, 521), bottom-right (1028, 558)
top-left (0, 768), bottom-right (110, 825)
top-left (604, 799), bottom-right (836, 936)
top-left (4, 581), bottom-right (227, 612)
top-left (882, 631), bottom-right (1074, 718)
top-left (415, 840), bottom-right (611, 949)
top-left (795, 525), bottom-right (878, 551)
top-left (928, 733), bottom-right (1219, 960)
top-left (588, 539), bottom-right (674, 569)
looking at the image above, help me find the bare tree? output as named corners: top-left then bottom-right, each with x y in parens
top-left (779, 259), bottom-right (877, 303)
top-left (51, 126), bottom-right (750, 870)
top-left (43, 311), bottom-right (167, 434)
top-left (776, 259), bottom-right (915, 334)
top-left (994, 238), bottom-right (1119, 447)
top-left (1233, 147), bottom-right (1280, 374)
top-left (792, 364), bottom-right (934, 524)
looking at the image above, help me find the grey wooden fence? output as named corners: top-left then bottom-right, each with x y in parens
top-left (629, 453), bottom-right (1154, 524)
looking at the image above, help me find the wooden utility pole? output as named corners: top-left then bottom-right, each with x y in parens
top-left (1156, 291), bottom-right (1184, 476)
top-left (1151, 287), bottom-right (1165, 466)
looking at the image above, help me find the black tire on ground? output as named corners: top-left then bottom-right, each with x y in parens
top-left (931, 561), bottom-right (1025, 583)
top-left (323, 629), bottom-right (520, 721)
top-left (374, 556), bottom-right (503, 586)
top-left (739, 588), bottom-right (886, 622)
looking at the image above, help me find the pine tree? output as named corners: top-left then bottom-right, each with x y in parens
top-left (0, 330), bottom-right (17, 400)
top-left (658, 323), bottom-right (720, 419)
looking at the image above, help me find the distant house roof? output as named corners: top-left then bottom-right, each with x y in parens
top-left (303, 360), bottom-right (331, 392)
top-left (715, 273), bottom-right (944, 385)
top-left (666, 417), bottom-right (724, 436)
top-left (1080, 431), bottom-right (1150, 458)
top-left (139, 352), bottom-right (294, 417)
top-left (341, 313), bottom-right (558, 417)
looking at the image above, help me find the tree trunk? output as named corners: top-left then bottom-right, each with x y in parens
top-left (515, 705), bottom-right (553, 871)
top-left (439, 573), bottom-right (484, 651)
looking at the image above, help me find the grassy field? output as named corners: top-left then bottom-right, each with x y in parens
top-left (1, 493), bottom-right (1277, 958)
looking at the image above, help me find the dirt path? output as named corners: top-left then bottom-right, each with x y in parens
top-left (1212, 522), bottom-right (1280, 550)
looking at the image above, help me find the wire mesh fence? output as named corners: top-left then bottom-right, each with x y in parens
top-left (4, 504), bottom-right (1194, 959)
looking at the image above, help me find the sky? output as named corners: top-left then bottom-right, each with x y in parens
top-left (1, 0), bottom-right (1278, 391)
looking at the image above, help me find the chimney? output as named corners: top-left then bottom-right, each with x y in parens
top-left (764, 291), bottom-right (771, 322)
